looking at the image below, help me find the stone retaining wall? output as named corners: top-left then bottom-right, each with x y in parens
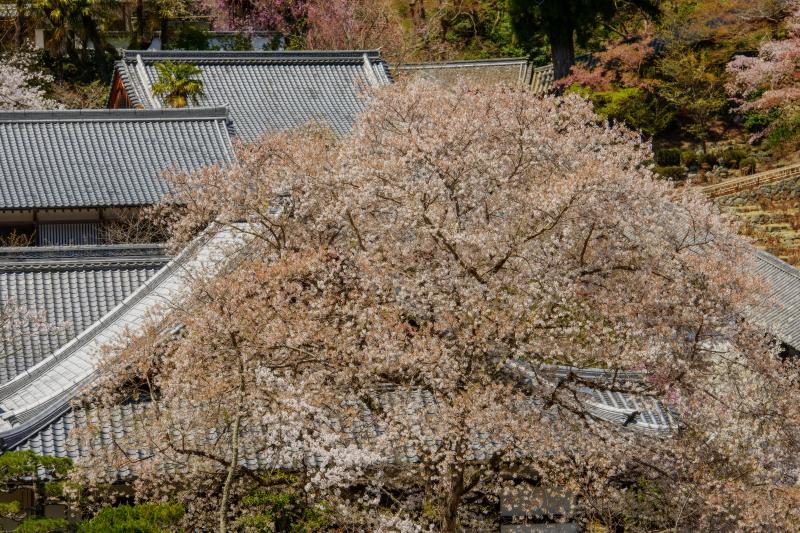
top-left (716, 175), bottom-right (800, 206)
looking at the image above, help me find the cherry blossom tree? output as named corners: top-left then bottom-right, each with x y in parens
top-left (0, 51), bottom-right (56, 110)
top-left (74, 80), bottom-right (800, 531)
top-left (305, 0), bottom-right (406, 61)
top-left (201, 0), bottom-right (307, 35)
top-left (727, 7), bottom-right (800, 111)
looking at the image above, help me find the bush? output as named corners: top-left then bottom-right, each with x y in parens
top-left (681, 151), bottom-right (699, 169)
top-left (700, 152), bottom-right (718, 168)
top-left (739, 157), bottom-right (757, 174)
top-left (211, 33), bottom-right (252, 51)
top-left (78, 502), bottom-right (185, 533)
top-left (16, 518), bottom-right (69, 533)
top-left (654, 165), bottom-right (687, 180)
top-left (717, 148), bottom-right (749, 169)
top-left (743, 110), bottom-right (776, 132)
top-left (569, 85), bottom-right (674, 136)
top-left (170, 25), bottom-right (210, 51)
top-left (767, 112), bottom-right (800, 148)
top-left (655, 148), bottom-right (681, 166)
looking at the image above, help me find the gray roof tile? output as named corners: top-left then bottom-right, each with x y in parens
top-left (0, 108), bottom-right (234, 210)
top-left (0, 245), bottom-right (169, 384)
top-left (113, 50), bottom-right (391, 141)
top-left (752, 251), bottom-right (800, 349)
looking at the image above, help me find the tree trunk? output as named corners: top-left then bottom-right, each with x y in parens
top-left (135, 0), bottom-right (144, 48)
top-left (160, 17), bottom-right (170, 49)
top-left (219, 354), bottom-right (245, 533)
top-left (441, 466), bottom-right (464, 533)
top-left (14, 0), bottom-right (25, 48)
top-left (548, 24), bottom-right (576, 81)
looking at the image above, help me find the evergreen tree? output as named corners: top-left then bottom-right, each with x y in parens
top-left (508, 0), bottom-right (660, 79)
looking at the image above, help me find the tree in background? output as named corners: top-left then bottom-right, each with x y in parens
top-left (151, 61), bottom-right (205, 107)
top-left (657, 46), bottom-right (728, 151)
top-left (201, 0), bottom-right (308, 41)
top-left (0, 52), bottom-right (57, 110)
top-left (72, 80), bottom-right (800, 531)
top-left (726, 6), bottom-right (800, 144)
top-left (31, 0), bottom-right (116, 78)
top-left (562, 36), bottom-right (675, 136)
top-left (508, 0), bottom-right (660, 79)
top-left (305, 0), bottom-right (406, 61)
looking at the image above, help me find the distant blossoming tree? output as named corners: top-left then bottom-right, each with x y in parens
top-left (305, 0), bottom-right (406, 61)
top-left (0, 51), bottom-right (56, 110)
top-left (727, 7), bottom-right (800, 111)
top-left (75, 81), bottom-right (800, 532)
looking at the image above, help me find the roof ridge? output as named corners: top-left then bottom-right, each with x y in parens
top-left (0, 107), bottom-right (230, 123)
top-left (0, 244), bottom-right (170, 272)
top-left (397, 57), bottom-right (529, 68)
top-left (122, 50), bottom-right (385, 65)
top-left (123, 49), bottom-right (382, 59)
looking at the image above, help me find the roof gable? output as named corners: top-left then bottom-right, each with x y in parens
top-left (112, 50), bottom-right (391, 141)
top-left (0, 108), bottom-right (234, 210)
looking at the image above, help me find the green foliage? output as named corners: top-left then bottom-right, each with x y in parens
top-left (656, 47), bottom-right (727, 148)
top-left (32, 0), bottom-right (117, 80)
top-left (570, 85), bottom-right (673, 136)
top-left (233, 479), bottom-right (332, 533)
top-left (16, 517), bottom-right (69, 533)
top-left (767, 111), bottom-right (800, 149)
top-left (743, 110), bottom-right (778, 133)
top-left (508, 0), bottom-right (659, 49)
top-left (78, 502), bottom-right (185, 533)
top-left (508, 0), bottom-right (659, 77)
top-left (700, 152), bottom-right (718, 168)
top-left (211, 33), bottom-right (253, 51)
top-left (739, 157), bottom-right (757, 174)
top-left (151, 61), bottom-right (204, 108)
top-left (655, 148), bottom-right (681, 166)
top-left (0, 500), bottom-right (21, 518)
top-left (0, 451), bottom-right (72, 482)
top-left (170, 25), bottom-right (210, 51)
top-left (437, 1), bottom-right (526, 59)
top-left (716, 147), bottom-right (749, 169)
top-left (681, 150), bottom-right (699, 169)
top-left (653, 165), bottom-right (686, 180)
top-left (264, 34), bottom-right (283, 51)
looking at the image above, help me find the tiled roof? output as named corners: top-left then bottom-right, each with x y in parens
top-left (752, 251), bottom-right (800, 349)
top-left (0, 108), bottom-right (234, 210)
top-left (112, 50), bottom-right (391, 141)
top-left (0, 225), bottom-right (250, 453)
top-left (395, 58), bottom-right (534, 86)
top-left (0, 245), bottom-right (169, 385)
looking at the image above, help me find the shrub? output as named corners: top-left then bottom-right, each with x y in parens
top-left (78, 502), bottom-right (185, 533)
top-left (654, 165), bottom-right (687, 180)
top-left (211, 33), bottom-right (252, 51)
top-left (743, 110), bottom-right (776, 132)
top-left (16, 518), bottom-right (69, 533)
top-left (655, 148), bottom-right (682, 166)
top-left (717, 148), bottom-right (749, 169)
top-left (767, 112), bottom-right (800, 148)
top-left (171, 26), bottom-right (210, 51)
top-left (700, 152), bottom-right (718, 168)
top-left (681, 151), bottom-right (700, 169)
top-left (739, 157), bottom-right (757, 174)
top-left (569, 85), bottom-right (674, 136)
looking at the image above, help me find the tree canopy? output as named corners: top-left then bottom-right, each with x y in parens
top-left (71, 80), bottom-right (800, 532)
